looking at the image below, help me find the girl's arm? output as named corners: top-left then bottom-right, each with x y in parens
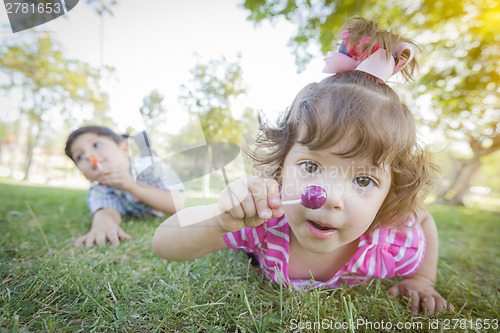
top-left (152, 177), bottom-right (284, 261)
top-left (388, 209), bottom-right (454, 315)
top-left (152, 204), bottom-right (229, 261)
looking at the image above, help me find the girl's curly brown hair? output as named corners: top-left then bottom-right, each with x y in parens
top-left (247, 18), bottom-right (433, 228)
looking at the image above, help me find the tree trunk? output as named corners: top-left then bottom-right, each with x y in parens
top-left (442, 156), bottom-right (481, 205)
top-left (434, 135), bottom-right (500, 205)
top-left (22, 122), bottom-right (42, 181)
top-left (22, 130), bottom-right (34, 180)
top-left (434, 157), bottom-right (465, 203)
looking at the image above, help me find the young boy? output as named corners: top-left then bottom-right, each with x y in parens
top-left (65, 125), bottom-right (184, 247)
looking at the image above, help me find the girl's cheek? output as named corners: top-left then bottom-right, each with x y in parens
top-left (283, 203), bottom-right (305, 221)
top-left (281, 174), bottom-right (310, 200)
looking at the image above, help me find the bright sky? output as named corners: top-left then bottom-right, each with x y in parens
top-left (1, 0), bottom-right (326, 134)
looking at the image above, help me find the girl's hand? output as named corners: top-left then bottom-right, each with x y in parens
top-left (389, 277), bottom-right (454, 315)
top-left (216, 177), bottom-right (284, 232)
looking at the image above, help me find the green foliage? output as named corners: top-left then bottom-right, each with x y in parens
top-left (473, 150), bottom-right (500, 192)
top-left (418, 2), bottom-right (499, 136)
top-left (0, 34), bottom-right (114, 178)
top-left (86, 0), bottom-right (118, 16)
top-left (242, 0), bottom-right (500, 136)
top-left (140, 89), bottom-right (167, 122)
top-left (415, 0), bottom-right (500, 203)
top-left (178, 55), bottom-right (248, 146)
top-left (242, 0), bottom-right (500, 204)
top-left (138, 89), bottom-right (171, 155)
top-left (243, 0), bottom-right (403, 70)
top-left (0, 179), bottom-right (498, 331)
top-left (0, 35), bottom-right (111, 123)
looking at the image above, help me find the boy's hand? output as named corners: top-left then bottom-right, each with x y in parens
top-left (97, 164), bottom-right (135, 192)
top-left (216, 177), bottom-right (284, 233)
top-left (74, 216), bottom-right (131, 247)
top-left (389, 277), bottom-right (454, 315)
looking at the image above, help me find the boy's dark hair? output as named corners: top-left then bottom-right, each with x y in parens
top-left (65, 125), bottom-right (124, 162)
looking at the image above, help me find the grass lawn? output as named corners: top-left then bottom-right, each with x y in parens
top-left (0, 177), bottom-right (499, 332)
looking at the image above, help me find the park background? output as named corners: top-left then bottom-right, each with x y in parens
top-left (0, 0), bottom-right (499, 207)
top-left (0, 0), bottom-right (499, 331)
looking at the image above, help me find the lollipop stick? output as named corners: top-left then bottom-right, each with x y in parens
top-left (221, 166), bottom-right (236, 208)
top-left (282, 199), bottom-right (301, 206)
top-left (91, 156), bottom-right (103, 170)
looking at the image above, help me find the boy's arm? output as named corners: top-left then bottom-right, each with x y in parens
top-left (74, 208), bottom-right (131, 247)
top-left (97, 165), bottom-right (184, 214)
top-left (388, 209), bottom-right (453, 315)
top-left (128, 183), bottom-right (184, 214)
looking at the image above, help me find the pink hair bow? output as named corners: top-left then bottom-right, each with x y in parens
top-left (322, 40), bottom-right (415, 83)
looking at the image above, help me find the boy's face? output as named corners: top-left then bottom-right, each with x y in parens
top-left (280, 139), bottom-right (392, 256)
top-left (70, 132), bottom-right (130, 182)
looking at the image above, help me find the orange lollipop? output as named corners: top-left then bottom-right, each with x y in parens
top-left (91, 156), bottom-right (103, 170)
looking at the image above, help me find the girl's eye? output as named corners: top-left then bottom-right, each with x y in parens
top-left (76, 154), bottom-right (84, 161)
top-left (94, 142), bottom-right (102, 148)
top-left (300, 161), bottom-right (320, 174)
top-left (354, 176), bottom-right (379, 188)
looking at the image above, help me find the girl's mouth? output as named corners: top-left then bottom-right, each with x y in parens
top-left (306, 220), bottom-right (337, 239)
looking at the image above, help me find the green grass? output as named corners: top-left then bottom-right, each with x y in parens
top-left (1, 178), bottom-right (499, 332)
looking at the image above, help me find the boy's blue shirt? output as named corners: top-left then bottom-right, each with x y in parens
top-left (86, 157), bottom-right (183, 217)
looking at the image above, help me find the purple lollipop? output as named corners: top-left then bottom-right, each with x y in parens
top-left (282, 185), bottom-right (327, 209)
top-left (301, 185), bottom-right (327, 209)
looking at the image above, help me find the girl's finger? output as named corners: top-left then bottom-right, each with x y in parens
top-left (402, 287), bottom-right (420, 315)
top-left (421, 294), bottom-right (436, 315)
top-left (265, 178), bottom-right (282, 209)
top-left (248, 178), bottom-right (270, 220)
top-left (432, 295), bottom-right (447, 314)
top-left (387, 284), bottom-right (401, 298)
top-left (265, 179), bottom-right (285, 218)
top-left (219, 179), bottom-right (249, 219)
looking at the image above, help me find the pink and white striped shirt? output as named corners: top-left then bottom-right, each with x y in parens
top-left (223, 215), bottom-right (426, 290)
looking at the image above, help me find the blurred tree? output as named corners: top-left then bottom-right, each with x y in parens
top-left (86, 0), bottom-right (118, 65)
top-left (0, 34), bottom-right (111, 180)
top-left (416, 2), bottom-right (500, 205)
top-left (139, 89), bottom-right (169, 155)
top-left (242, 0), bottom-right (500, 205)
top-left (140, 89), bottom-right (166, 123)
top-left (178, 55), bottom-right (248, 196)
top-left (179, 54), bottom-right (247, 145)
top-left (86, 0), bottom-right (118, 16)
top-left (474, 151), bottom-right (500, 193)
top-left (242, 0), bottom-right (405, 71)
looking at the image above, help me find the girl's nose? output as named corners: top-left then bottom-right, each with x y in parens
top-left (323, 182), bottom-right (344, 211)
